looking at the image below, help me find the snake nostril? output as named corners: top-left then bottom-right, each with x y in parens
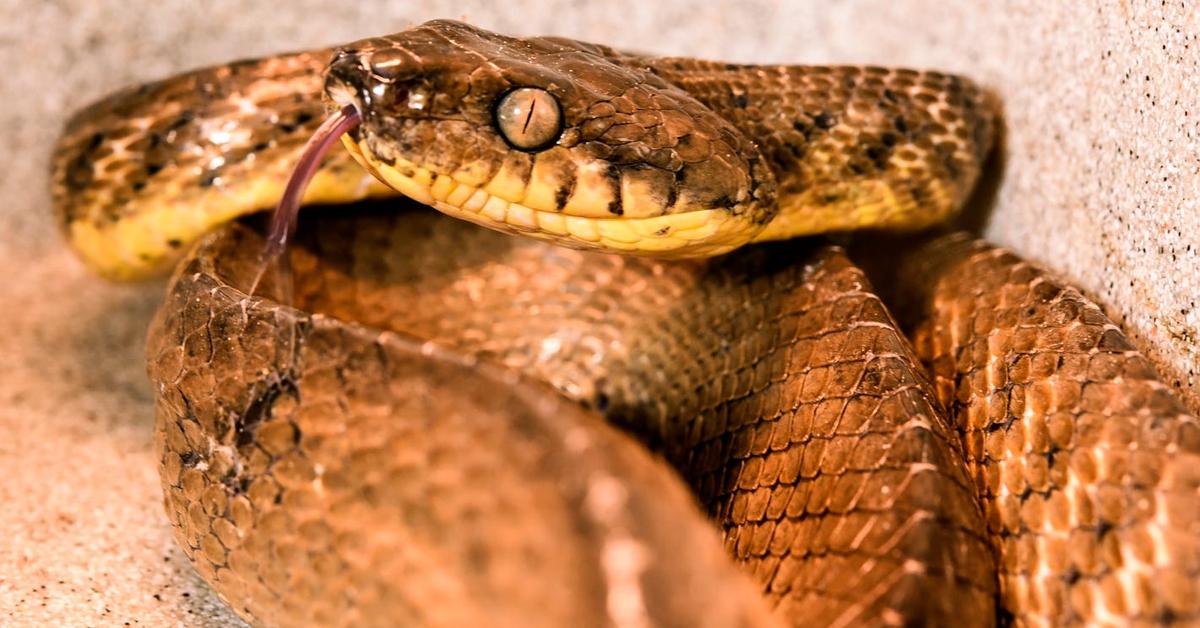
top-left (324, 51), bottom-right (373, 112)
top-left (326, 49), bottom-right (367, 84)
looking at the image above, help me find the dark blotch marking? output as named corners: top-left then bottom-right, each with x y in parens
top-left (711, 195), bottom-right (738, 210)
top-left (909, 181), bottom-right (927, 207)
top-left (654, 226), bottom-right (670, 236)
top-left (883, 88), bottom-right (899, 103)
top-left (665, 184), bottom-right (678, 210)
top-left (733, 93), bottom-right (749, 108)
top-left (167, 239), bottom-right (183, 249)
top-left (168, 111), bottom-right (194, 131)
top-left (511, 154), bottom-right (534, 187)
top-left (199, 171), bottom-right (219, 188)
top-left (893, 115), bottom-right (909, 134)
top-left (865, 145), bottom-right (890, 170)
top-left (766, 139), bottom-right (807, 177)
top-left (813, 112), bottom-right (837, 129)
top-left (1063, 567), bottom-right (1082, 584)
top-left (64, 136), bottom-right (102, 192)
top-left (282, 111), bottom-right (316, 134)
top-left (1098, 329), bottom-right (1133, 351)
top-left (60, 133), bottom-right (104, 214)
top-left (554, 168), bottom-right (577, 211)
top-left (604, 164), bottom-right (623, 215)
top-left (235, 378), bottom-right (299, 450)
top-left (940, 146), bottom-right (961, 180)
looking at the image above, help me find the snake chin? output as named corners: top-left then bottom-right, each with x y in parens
top-left (339, 133), bottom-right (753, 257)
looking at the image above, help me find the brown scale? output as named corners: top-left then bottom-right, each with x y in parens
top-left (894, 234), bottom-right (1200, 625)
top-left (642, 59), bottom-right (995, 234)
top-left (149, 206), bottom-right (996, 627)
top-left (53, 20), bottom-right (993, 273)
top-left (51, 50), bottom-right (347, 232)
top-left (55, 18), bottom-right (1200, 628)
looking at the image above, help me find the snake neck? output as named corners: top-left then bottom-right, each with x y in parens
top-left (640, 58), bottom-right (997, 238)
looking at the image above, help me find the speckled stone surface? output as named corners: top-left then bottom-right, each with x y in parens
top-left (1, 1), bottom-right (1196, 625)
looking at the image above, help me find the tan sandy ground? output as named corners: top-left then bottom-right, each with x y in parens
top-left (1, 1), bottom-right (1196, 625)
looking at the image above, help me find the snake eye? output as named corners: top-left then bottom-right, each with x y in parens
top-left (494, 87), bottom-right (563, 151)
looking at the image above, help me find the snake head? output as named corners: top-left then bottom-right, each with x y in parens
top-left (324, 19), bottom-right (776, 257)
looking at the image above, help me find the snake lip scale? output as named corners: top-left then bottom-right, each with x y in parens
top-left (51, 18), bottom-right (1200, 628)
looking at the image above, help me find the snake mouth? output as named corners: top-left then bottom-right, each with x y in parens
top-left (326, 80), bottom-right (363, 122)
top-left (313, 85), bottom-right (755, 256)
top-left (318, 74), bottom-right (756, 257)
top-left (337, 135), bottom-right (755, 258)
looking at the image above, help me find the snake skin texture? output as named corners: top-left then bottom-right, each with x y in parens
top-left (148, 217), bottom-right (780, 628)
top-left (52, 20), bottom-right (994, 275)
top-left (50, 50), bottom-right (391, 279)
top-left (148, 205), bottom-right (996, 627)
top-left (323, 21), bottom-right (995, 256)
top-left (636, 59), bottom-right (995, 240)
top-left (52, 18), bottom-right (1200, 628)
top-left (893, 234), bottom-right (1200, 625)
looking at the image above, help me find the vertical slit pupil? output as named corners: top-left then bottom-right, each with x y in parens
top-left (496, 87), bottom-right (562, 150)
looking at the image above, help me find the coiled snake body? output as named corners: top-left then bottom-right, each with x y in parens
top-left (51, 20), bottom-right (1200, 628)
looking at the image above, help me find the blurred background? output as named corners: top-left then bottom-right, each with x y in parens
top-left (0, 1), bottom-right (1196, 624)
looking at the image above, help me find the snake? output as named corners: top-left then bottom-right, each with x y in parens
top-left (49, 19), bottom-right (1200, 628)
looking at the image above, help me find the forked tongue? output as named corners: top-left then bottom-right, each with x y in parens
top-left (263, 104), bottom-right (361, 260)
top-left (250, 104), bottom-right (360, 296)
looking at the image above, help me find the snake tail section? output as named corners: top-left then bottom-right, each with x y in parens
top-left (50, 51), bottom-right (392, 280)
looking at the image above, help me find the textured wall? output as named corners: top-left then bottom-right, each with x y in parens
top-left (1, 1), bottom-right (1196, 625)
